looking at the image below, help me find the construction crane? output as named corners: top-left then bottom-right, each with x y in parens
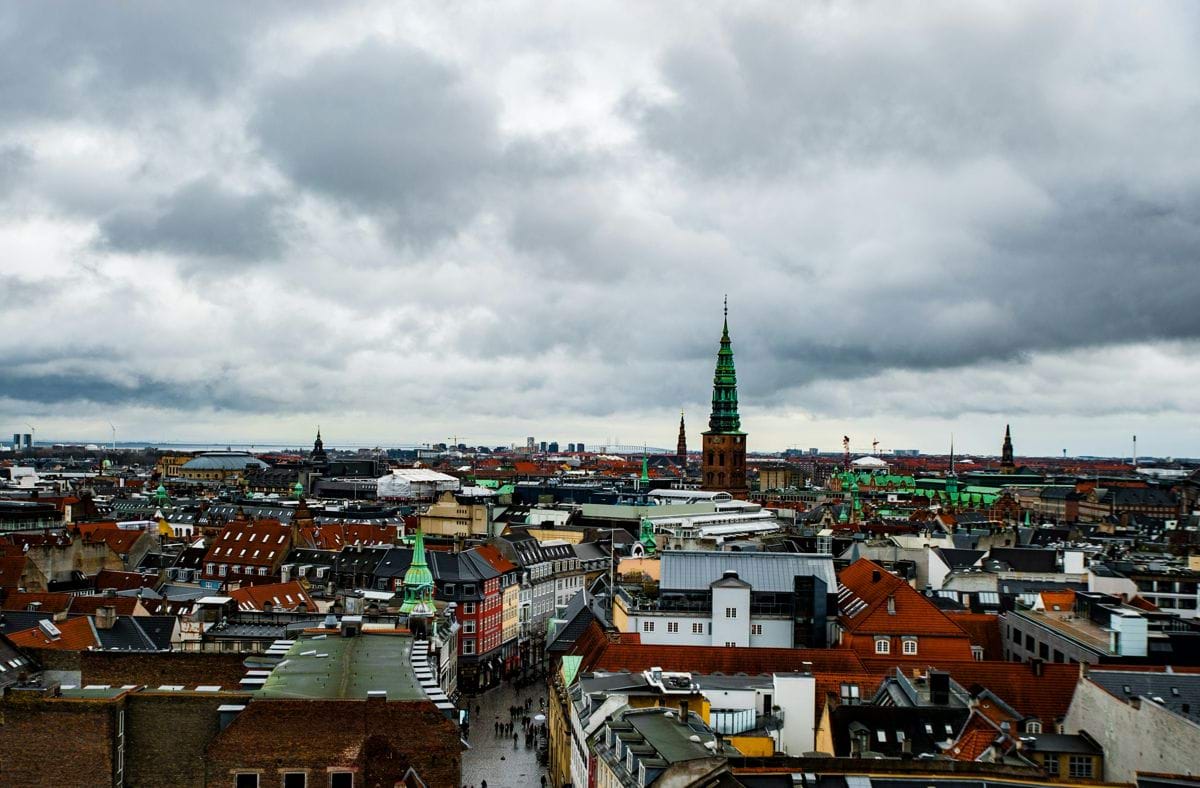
top-left (872, 437), bottom-right (879, 456)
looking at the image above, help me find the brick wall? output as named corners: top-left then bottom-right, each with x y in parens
top-left (82, 650), bottom-right (250, 688)
top-left (206, 698), bottom-right (462, 788)
top-left (0, 691), bottom-right (118, 787)
top-left (125, 692), bottom-right (237, 788)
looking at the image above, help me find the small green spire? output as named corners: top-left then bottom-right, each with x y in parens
top-left (640, 453), bottom-right (649, 483)
top-left (292, 479), bottom-right (304, 499)
top-left (399, 527), bottom-right (435, 616)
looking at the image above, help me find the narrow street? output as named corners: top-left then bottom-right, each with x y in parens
top-left (460, 680), bottom-right (550, 788)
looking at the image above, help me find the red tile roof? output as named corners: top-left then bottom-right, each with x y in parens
top-left (202, 520), bottom-right (292, 571)
top-left (298, 523), bottom-right (398, 551)
top-left (839, 559), bottom-right (968, 637)
top-left (0, 556), bottom-right (32, 590)
top-left (94, 569), bottom-right (157, 592)
top-left (944, 612), bottom-right (1004, 661)
top-left (945, 712), bottom-right (1003, 761)
top-left (471, 544), bottom-right (517, 574)
top-left (1, 591), bottom-right (73, 613)
top-left (592, 644), bottom-right (867, 675)
top-left (861, 659), bottom-right (1080, 724)
top-left (67, 595), bottom-right (141, 617)
top-left (229, 581), bottom-right (315, 612)
top-left (8, 615), bottom-right (98, 651)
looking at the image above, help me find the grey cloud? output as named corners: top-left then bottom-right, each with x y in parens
top-left (0, 3), bottom-right (298, 123)
top-left (99, 178), bottom-right (286, 262)
top-left (253, 40), bottom-right (500, 247)
top-left (0, 368), bottom-right (283, 413)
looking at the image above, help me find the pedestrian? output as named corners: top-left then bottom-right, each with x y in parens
top-left (513, 731), bottom-right (518, 749)
top-left (481, 781), bottom-right (488, 788)
top-left (541, 776), bottom-right (546, 788)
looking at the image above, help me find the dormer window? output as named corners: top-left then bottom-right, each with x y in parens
top-left (1026, 720), bottom-right (1042, 734)
top-left (874, 637), bottom-right (890, 655)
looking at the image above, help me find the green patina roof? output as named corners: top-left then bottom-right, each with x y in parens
top-left (476, 479), bottom-right (500, 489)
top-left (707, 298), bottom-right (742, 434)
top-left (561, 655), bottom-right (583, 687)
top-left (257, 633), bottom-right (425, 700)
top-left (399, 527), bottom-right (434, 615)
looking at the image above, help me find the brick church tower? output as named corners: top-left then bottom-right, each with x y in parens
top-left (701, 299), bottom-right (748, 494)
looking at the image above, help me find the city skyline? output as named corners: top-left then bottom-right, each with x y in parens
top-left (4, 4), bottom-right (1200, 458)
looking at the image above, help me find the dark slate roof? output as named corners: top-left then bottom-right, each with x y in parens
top-left (138, 616), bottom-right (176, 650)
top-left (94, 616), bottom-right (161, 652)
top-left (284, 548), bottom-right (339, 567)
top-left (0, 610), bottom-right (52, 635)
top-left (1089, 670), bottom-right (1200, 724)
top-left (1025, 733), bottom-right (1102, 755)
top-left (372, 547), bottom-right (414, 580)
top-left (987, 547), bottom-right (1057, 573)
top-left (1104, 487), bottom-right (1177, 507)
top-left (937, 548), bottom-right (985, 570)
top-left (830, 705), bottom-right (969, 757)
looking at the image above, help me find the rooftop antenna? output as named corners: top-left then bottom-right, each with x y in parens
top-left (1132, 434), bottom-right (1137, 468)
top-left (949, 433), bottom-right (955, 476)
top-left (872, 437), bottom-right (879, 456)
top-left (25, 423), bottom-right (35, 449)
top-left (109, 422), bottom-right (117, 450)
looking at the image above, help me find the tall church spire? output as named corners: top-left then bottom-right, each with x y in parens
top-left (708, 296), bottom-right (741, 434)
top-left (1001, 423), bottom-right (1015, 474)
top-left (676, 411), bottom-right (687, 461)
top-left (701, 299), bottom-right (748, 494)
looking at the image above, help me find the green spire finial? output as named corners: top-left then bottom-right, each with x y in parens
top-left (641, 452), bottom-right (649, 483)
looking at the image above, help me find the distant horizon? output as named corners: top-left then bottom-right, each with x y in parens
top-left (6, 435), bottom-right (1184, 463)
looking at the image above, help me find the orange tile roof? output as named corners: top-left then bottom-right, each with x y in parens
top-left (8, 615), bottom-right (98, 651)
top-left (95, 569), bottom-right (157, 592)
top-left (68, 595), bottom-right (141, 617)
top-left (1039, 589), bottom-right (1076, 611)
top-left (472, 544), bottom-right (517, 574)
top-left (945, 713), bottom-right (1003, 761)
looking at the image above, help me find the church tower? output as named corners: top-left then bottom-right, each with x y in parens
top-left (399, 526), bottom-right (436, 637)
top-left (1000, 424), bottom-right (1015, 474)
top-left (701, 299), bottom-right (748, 494)
top-left (676, 411), bottom-right (687, 463)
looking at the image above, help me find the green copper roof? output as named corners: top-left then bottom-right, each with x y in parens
top-left (707, 298), bottom-right (742, 434)
top-left (561, 655), bottom-right (583, 687)
top-left (399, 527), bottom-right (434, 615)
top-left (640, 454), bottom-right (650, 483)
top-left (258, 633), bottom-right (424, 700)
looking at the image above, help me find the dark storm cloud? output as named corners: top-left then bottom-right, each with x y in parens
top-left (253, 40), bottom-right (501, 247)
top-left (0, 368), bottom-right (282, 413)
top-left (0, 3), bottom-right (294, 122)
top-left (99, 178), bottom-right (286, 262)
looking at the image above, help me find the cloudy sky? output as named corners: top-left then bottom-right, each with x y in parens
top-left (3, 2), bottom-right (1200, 457)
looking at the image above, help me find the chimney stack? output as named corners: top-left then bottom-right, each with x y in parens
top-left (95, 605), bottom-right (117, 631)
top-left (1031, 658), bottom-right (1044, 677)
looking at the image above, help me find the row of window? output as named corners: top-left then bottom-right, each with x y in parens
top-left (207, 564), bottom-right (271, 577)
top-left (641, 620), bottom-right (767, 637)
top-left (874, 638), bottom-right (919, 655)
top-left (1044, 754), bottom-right (1094, 778)
top-left (235, 772), bottom-right (353, 788)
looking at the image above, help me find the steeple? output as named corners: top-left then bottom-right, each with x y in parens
top-left (708, 296), bottom-right (741, 434)
top-left (1001, 424), bottom-right (1015, 473)
top-left (676, 411), bottom-right (687, 461)
top-left (640, 452), bottom-right (650, 484)
top-left (399, 527), bottom-right (435, 617)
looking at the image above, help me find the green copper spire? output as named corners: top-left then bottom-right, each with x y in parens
top-left (292, 479), bottom-right (304, 499)
top-left (399, 527), bottom-right (435, 616)
top-left (640, 453), bottom-right (649, 483)
top-left (708, 296), bottom-right (742, 434)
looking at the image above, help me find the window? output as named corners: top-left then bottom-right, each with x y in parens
top-left (667, 622), bottom-right (679, 634)
top-left (219, 564), bottom-right (227, 577)
top-left (444, 583), bottom-right (456, 595)
top-left (206, 563), bottom-right (215, 575)
top-left (283, 774), bottom-right (306, 788)
top-left (1068, 755), bottom-right (1093, 778)
top-left (463, 621), bottom-right (476, 634)
top-left (902, 638), bottom-right (918, 655)
top-left (875, 639), bottom-right (890, 655)
top-left (692, 622), bottom-right (704, 634)
top-left (235, 775), bottom-right (259, 788)
top-left (329, 774), bottom-right (353, 788)
top-left (725, 641), bottom-right (736, 647)
top-left (260, 566), bottom-right (269, 576)
top-left (971, 646), bottom-right (984, 661)
top-left (1044, 756), bottom-right (1059, 776)
top-left (725, 607), bottom-right (737, 618)
top-left (1026, 721), bottom-right (1042, 734)
top-left (751, 624), bottom-right (763, 636)
top-left (840, 683), bottom-right (860, 701)
top-left (462, 638), bottom-right (475, 655)
top-left (463, 602), bottom-right (475, 614)
top-left (642, 621), bottom-right (655, 632)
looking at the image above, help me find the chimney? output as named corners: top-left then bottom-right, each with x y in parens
top-left (871, 569), bottom-right (881, 583)
top-left (95, 605), bottom-right (117, 631)
top-left (679, 700), bottom-right (689, 722)
top-left (1031, 658), bottom-right (1044, 677)
top-left (887, 595), bottom-right (896, 615)
top-left (929, 670), bottom-right (950, 706)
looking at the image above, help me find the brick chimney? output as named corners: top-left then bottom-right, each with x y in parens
top-left (95, 605), bottom-right (118, 630)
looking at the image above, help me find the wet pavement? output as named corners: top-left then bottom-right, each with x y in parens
top-left (460, 680), bottom-right (550, 788)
